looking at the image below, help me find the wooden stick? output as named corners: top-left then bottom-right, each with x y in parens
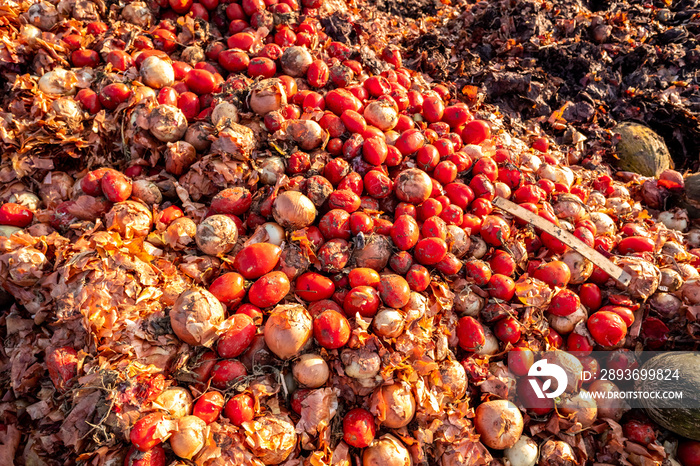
top-left (492, 196), bottom-right (632, 287)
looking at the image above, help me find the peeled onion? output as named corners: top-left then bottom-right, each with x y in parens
top-left (264, 304), bottom-right (313, 359)
top-left (170, 288), bottom-right (226, 347)
top-left (504, 435), bottom-right (539, 466)
top-left (474, 400), bottom-right (523, 450)
top-left (140, 56), bottom-right (175, 89)
top-left (372, 308), bottom-right (405, 338)
top-left (272, 191), bottom-right (317, 229)
top-left (154, 387), bottom-right (193, 419)
top-left (170, 415), bottom-right (206, 459)
top-left (292, 353), bottom-right (329, 388)
top-left (38, 69), bottom-right (78, 95)
top-left (362, 434), bottom-right (412, 466)
top-left (589, 211), bottom-right (616, 235)
top-left (341, 348), bottom-right (381, 380)
top-left (446, 225), bottom-right (471, 258)
top-left (259, 156), bottom-right (286, 185)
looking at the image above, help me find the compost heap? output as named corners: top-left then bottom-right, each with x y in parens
top-left (0, 0), bottom-right (700, 465)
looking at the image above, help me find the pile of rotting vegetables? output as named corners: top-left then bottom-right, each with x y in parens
top-left (3, 0), bottom-right (700, 464)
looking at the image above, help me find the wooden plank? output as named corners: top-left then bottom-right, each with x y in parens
top-left (492, 196), bottom-right (632, 287)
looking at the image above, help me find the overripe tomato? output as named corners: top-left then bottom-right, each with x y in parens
top-left (248, 271), bottom-right (290, 308)
top-left (456, 316), bottom-right (485, 352)
top-left (313, 309), bottom-right (351, 349)
top-left (295, 272), bottom-right (336, 302)
top-left (209, 272), bottom-right (246, 309)
top-left (217, 314), bottom-right (256, 358)
top-left (224, 393), bottom-right (254, 426)
top-left (587, 311), bottom-right (627, 347)
top-left (233, 243), bottom-right (281, 279)
top-left (343, 408), bottom-right (376, 448)
top-left (193, 391), bottom-right (225, 424)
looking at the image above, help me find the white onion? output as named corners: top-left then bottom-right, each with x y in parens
top-left (195, 214), bottom-right (239, 256)
top-left (280, 46), bottom-right (313, 77)
top-left (262, 222), bottom-right (285, 246)
top-left (284, 119), bottom-right (325, 151)
top-left (20, 25), bottom-right (41, 45)
top-left (292, 353), bottom-right (329, 388)
top-left (372, 382), bottom-right (415, 428)
top-left (446, 225), bottom-right (471, 258)
top-left (494, 181), bottom-right (511, 199)
top-left (170, 288), bottom-right (226, 347)
top-left (133, 86), bottom-right (156, 102)
top-left (8, 192), bottom-right (41, 210)
top-left (519, 153), bottom-right (542, 171)
top-left (140, 56), bottom-right (175, 89)
top-left (372, 308), bottom-right (405, 338)
top-left (475, 327), bottom-right (499, 355)
top-left (589, 211), bottom-right (616, 235)
top-left (259, 156), bottom-right (286, 185)
top-left (211, 102), bottom-right (240, 127)
top-left (453, 283), bottom-right (485, 316)
top-left (272, 191), bottom-right (317, 229)
top-left (658, 210), bottom-right (689, 232)
top-left (504, 435), bottom-right (539, 466)
top-left (462, 145), bottom-right (483, 161)
top-left (561, 250), bottom-right (592, 285)
top-left (0, 226), bottom-right (22, 238)
top-left (38, 69), bottom-right (78, 95)
top-left (557, 390), bottom-right (597, 427)
top-left (341, 349), bottom-right (381, 380)
top-left (537, 164), bottom-right (574, 187)
top-left (154, 387), bottom-right (193, 419)
top-left (548, 305), bottom-right (587, 335)
top-left (686, 229), bottom-right (700, 248)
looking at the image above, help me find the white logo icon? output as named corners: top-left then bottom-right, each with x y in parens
top-left (527, 359), bottom-right (567, 399)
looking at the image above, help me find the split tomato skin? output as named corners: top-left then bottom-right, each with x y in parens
top-left (217, 314), bottom-right (256, 358)
top-left (130, 413), bottom-right (172, 452)
top-left (46, 346), bottom-right (79, 391)
top-left (124, 445), bottom-right (166, 466)
top-left (224, 393), bottom-right (255, 426)
top-left (0, 202), bottom-right (33, 227)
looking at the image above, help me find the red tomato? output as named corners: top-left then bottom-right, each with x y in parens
top-left (343, 408), bottom-right (376, 448)
top-left (217, 314), bottom-right (256, 358)
top-left (507, 347), bottom-right (534, 376)
top-left (488, 274), bottom-right (515, 301)
top-left (295, 272), bottom-right (336, 302)
top-left (377, 275), bottom-right (411, 309)
top-left (579, 283), bottom-right (602, 310)
top-left (461, 120), bottom-right (491, 144)
top-left (622, 419), bottom-right (657, 445)
top-left (465, 260), bottom-right (492, 286)
top-left (124, 445), bottom-right (166, 466)
top-left (494, 317), bottom-right (521, 344)
top-left (480, 215), bottom-right (510, 246)
top-left (0, 203), bottom-right (33, 227)
top-left (456, 316), bottom-right (485, 351)
top-left (248, 272), bottom-right (290, 308)
top-left (533, 261), bottom-right (571, 288)
top-left (193, 391), bottom-right (225, 424)
top-left (406, 264), bottom-right (430, 291)
top-left (313, 309), bottom-right (351, 349)
top-left (587, 311), bottom-right (628, 347)
top-left (678, 441), bottom-right (700, 466)
top-left (209, 272), bottom-right (246, 309)
top-left (210, 360), bottom-right (247, 390)
top-left (224, 393), bottom-right (255, 426)
top-left (548, 289), bottom-right (580, 316)
top-left (343, 286), bottom-right (381, 317)
top-left (414, 237), bottom-right (448, 265)
top-left (130, 413), bottom-right (173, 451)
top-left (101, 170), bottom-right (132, 202)
top-left (233, 243), bottom-right (282, 279)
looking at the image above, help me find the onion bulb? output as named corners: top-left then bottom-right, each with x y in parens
top-left (292, 353), bottom-right (329, 388)
top-left (195, 214), bottom-right (239, 256)
top-left (372, 382), bottom-right (415, 428)
top-left (149, 105), bottom-right (187, 142)
top-left (539, 440), bottom-right (576, 466)
top-left (170, 288), bottom-right (226, 347)
top-left (394, 168), bottom-right (432, 204)
top-left (557, 390), bottom-right (597, 427)
top-left (504, 436), bottom-right (539, 466)
top-left (284, 119), bottom-right (325, 151)
top-left (38, 69), bottom-right (78, 95)
top-left (658, 210), bottom-right (689, 232)
top-left (474, 400), bottom-right (523, 449)
top-left (211, 102), bottom-right (239, 127)
top-left (249, 79), bottom-right (287, 115)
top-left (170, 416), bottom-right (206, 459)
top-left (154, 387), bottom-right (193, 419)
top-left (122, 1), bottom-right (154, 27)
top-left (243, 414), bottom-right (297, 464)
top-left (362, 434), bottom-right (412, 466)
top-left (272, 191), bottom-right (316, 229)
top-left (264, 304), bottom-right (313, 359)
top-left (280, 46), bottom-right (313, 77)
top-left (259, 156), bottom-right (286, 185)
top-left (140, 56), bottom-right (175, 89)
top-left (372, 308), bottom-right (404, 338)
